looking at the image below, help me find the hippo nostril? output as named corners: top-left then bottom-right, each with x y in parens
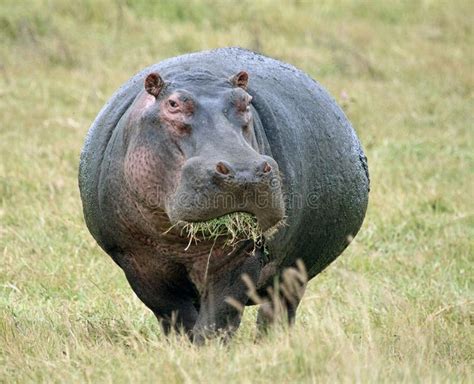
top-left (262, 161), bottom-right (272, 174)
top-left (215, 161), bottom-right (231, 175)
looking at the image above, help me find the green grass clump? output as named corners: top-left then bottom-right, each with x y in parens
top-left (178, 212), bottom-right (263, 249)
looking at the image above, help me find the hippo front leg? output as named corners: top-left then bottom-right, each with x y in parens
top-left (192, 252), bottom-right (263, 344)
top-left (119, 252), bottom-right (199, 337)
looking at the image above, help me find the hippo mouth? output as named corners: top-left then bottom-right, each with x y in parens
top-left (167, 211), bottom-right (285, 250)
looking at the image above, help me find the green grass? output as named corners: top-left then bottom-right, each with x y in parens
top-left (1, 0), bottom-right (473, 382)
top-left (173, 212), bottom-right (264, 249)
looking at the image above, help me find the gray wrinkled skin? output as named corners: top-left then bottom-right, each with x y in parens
top-left (79, 47), bottom-right (369, 342)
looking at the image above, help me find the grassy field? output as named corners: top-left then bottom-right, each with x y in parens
top-left (1, 0), bottom-right (473, 382)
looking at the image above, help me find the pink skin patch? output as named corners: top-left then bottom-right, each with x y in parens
top-left (129, 92), bottom-right (156, 120)
top-left (125, 143), bottom-right (185, 203)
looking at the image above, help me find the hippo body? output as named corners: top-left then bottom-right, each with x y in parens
top-left (79, 47), bottom-right (369, 341)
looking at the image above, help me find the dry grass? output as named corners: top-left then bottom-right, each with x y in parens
top-left (1, 0), bottom-right (473, 382)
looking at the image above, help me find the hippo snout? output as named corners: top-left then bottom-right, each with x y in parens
top-left (178, 154), bottom-right (279, 188)
top-left (166, 154), bottom-right (285, 231)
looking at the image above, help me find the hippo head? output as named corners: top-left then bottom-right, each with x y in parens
top-left (123, 70), bottom-right (285, 236)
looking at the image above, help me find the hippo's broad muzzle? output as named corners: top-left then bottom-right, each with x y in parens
top-left (166, 154), bottom-right (285, 232)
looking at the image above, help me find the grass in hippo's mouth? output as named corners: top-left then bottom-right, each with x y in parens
top-left (177, 212), bottom-right (264, 249)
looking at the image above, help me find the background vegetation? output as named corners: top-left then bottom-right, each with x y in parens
top-left (1, 0), bottom-right (472, 382)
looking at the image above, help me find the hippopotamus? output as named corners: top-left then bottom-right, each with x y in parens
top-left (79, 47), bottom-right (369, 342)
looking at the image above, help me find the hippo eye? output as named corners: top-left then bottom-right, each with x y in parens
top-left (169, 99), bottom-right (178, 108)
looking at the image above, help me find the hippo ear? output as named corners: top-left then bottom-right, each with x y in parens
top-left (144, 72), bottom-right (165, 98)
top-left (230, 71), bottom-right (249, 90)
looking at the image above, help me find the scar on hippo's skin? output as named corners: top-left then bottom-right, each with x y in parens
top-left (145, 72), bottom-right (165, 98)
top-left (230, 71), bottom-right (249, 90)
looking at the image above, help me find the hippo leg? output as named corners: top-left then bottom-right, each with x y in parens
top-left (119, 253), bottom-right (199, 336)
top-left (256, 264), bottom-right (307, 333)
top-left (192, 252), bottom-right (263, 344)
